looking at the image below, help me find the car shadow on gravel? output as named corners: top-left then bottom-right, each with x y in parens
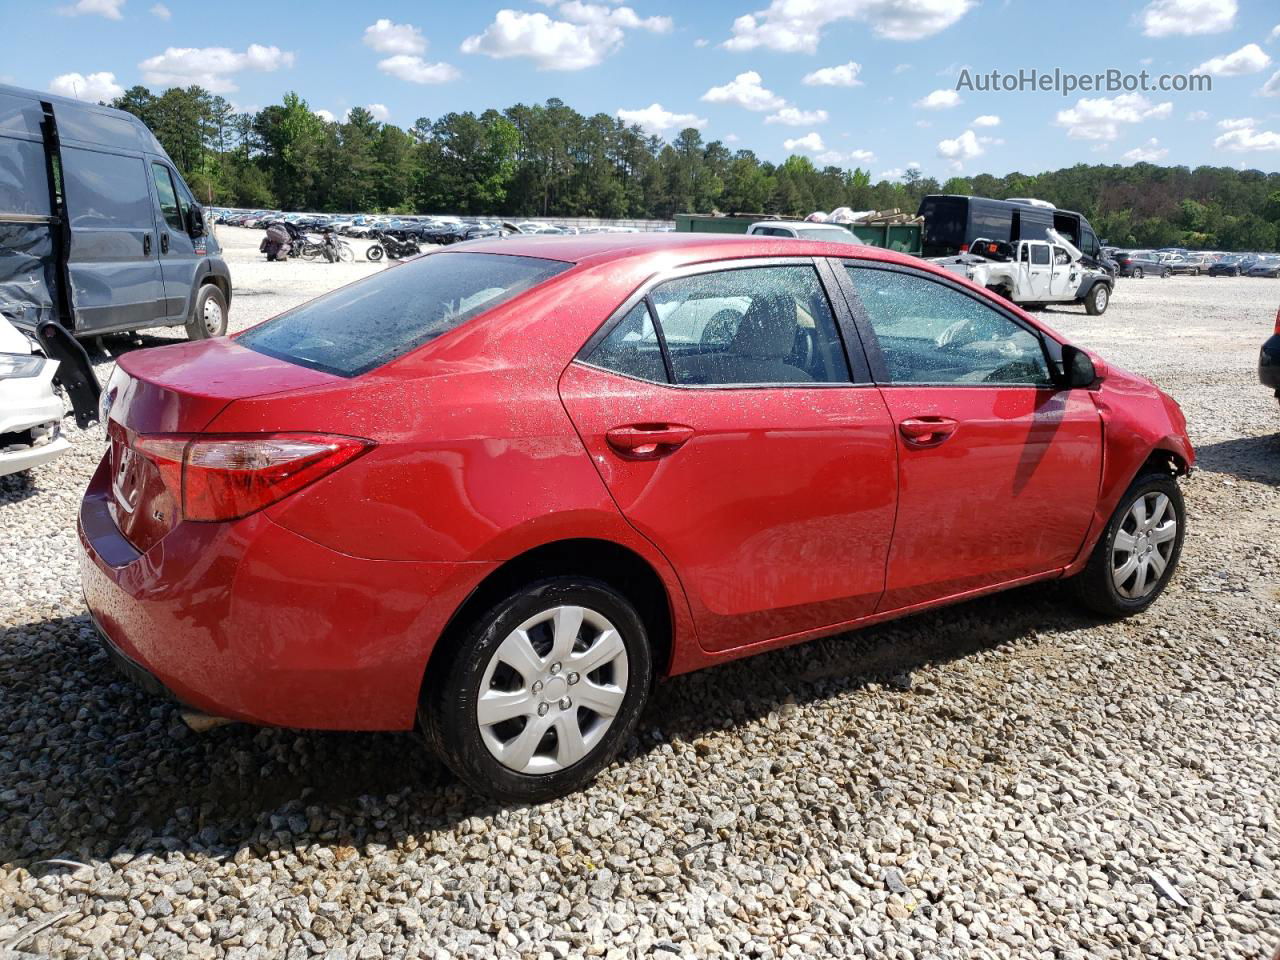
top-left (0, 583), bottom-right (1097, 867)
top-left (0, 470), bottom-right (40, 505)
top-left (1192, 434), bottom-right (1280, 487)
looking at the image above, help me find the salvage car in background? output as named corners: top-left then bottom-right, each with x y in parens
top-left (1115, 251), bottom-right (1173, 279)
top-left (81, 234), bottom-right (1194, 802)
top-left (1208, 256), bottom-right (1244, 277)
top-left (1262, 305), bottom-right (1280, 406)
top-left (0, 316), bottom-right (68, 477)
top-left (1246, 258), bottom-right (1280, 279)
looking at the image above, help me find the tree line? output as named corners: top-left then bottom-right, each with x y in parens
top-left (110, 85), bottom-right (1280, 251)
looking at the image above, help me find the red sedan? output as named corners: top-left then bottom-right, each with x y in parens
top-left (80, 234), bottom-right (1193, 801)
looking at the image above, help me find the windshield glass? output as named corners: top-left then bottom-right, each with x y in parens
top-left (239, 252), bottom-right (571, 376)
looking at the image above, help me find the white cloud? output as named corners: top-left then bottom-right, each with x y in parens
top-left (915, 89), bottom-right (961, 109)
top-left (1260, 69), bottom-right (1280, 97)
top-left (1187, 109), bottom-right (1209, 120)
top-left (149, 2), bottom-right (169, 19)
top-left (363, 19), bottom-right (426, 56)
top-left (314, 109), bottom-right (335, 123)
top-left (138, 44), bottom-right (295, 93)
top-left (49, 71), bottom-right (124, 102)
top-left (765, 107), bottom-right (829, 125)
top-left (1213, 121), bottom-right (1280, 152)
top-left (694, 37), bottom-right (709, 47)
top-left (802, 61), bottom-right (863, 87)
top-left (972, 114), bottom-right (1000, 126)
top-left (724, 133), bottom-right (740, 142)
top-left (616, 103), bottom-right (707, 134)
top-left (1055, 93), bottom-right (1172, 141)
top-left (915, 119), bottom-right (932, 128)
top-left (1122, 138), bottom-right (1169, 162)
top-left (783, 132), bottom-right (825, 153)
top-left (556, 1), bottom-right (672, 33)
top-left (57, 0), bottom-right (124, 19)
top-left (893, 63), bottom-right (912, 74)
top-left (1218, 116), bottom-right (1254, 130)
top-left (817, 147), bottom-right (876, 165)
top-left (701, 71), bottom-right (786, 111)
top-left (1139, 0), bottom-right (1235, 37)
top-left (1270, 23), bottom-right (1280, 42)
top-left (1194, 43), bottom-right (1271, 76)
top-left (937, 129), bottom-right (984, 163)
top-left (366, 103), bottom-right (391, 122)
top-left (724, 0), bottom-right (976, 51)
top-left (877, 162), bottom-right (921, 180)
top-left (461, 5), bottom-right (663, 70)
top-left (378, 55), bottom-right (460, 84)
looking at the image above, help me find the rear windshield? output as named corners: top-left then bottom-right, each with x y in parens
top-left (239, 252), bottom-right (571, 376)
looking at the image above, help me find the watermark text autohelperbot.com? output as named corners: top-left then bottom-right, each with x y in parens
top-left (956, 68), bottom-right (1211, 97)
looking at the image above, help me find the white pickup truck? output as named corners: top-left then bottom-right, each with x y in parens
top-left (932, 228), bottom-right (1114, 316)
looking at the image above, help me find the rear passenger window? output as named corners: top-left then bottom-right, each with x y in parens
top-left (651, 266), bottom-right (849, 386)
top-left (587, 302), bottom-right (668, 383)
top-left (62, 147), bottom-right (151, 229)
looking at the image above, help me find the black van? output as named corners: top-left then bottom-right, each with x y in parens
top-left (917, 195), bottom-right (1103, 264)
top-left (0, 83), bottom-right (230, 348)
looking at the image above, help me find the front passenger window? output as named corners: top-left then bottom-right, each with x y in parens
top-left (846, 267), bottom-right (1051, 386)
top-left (150, 162), bottom-right (183, 232)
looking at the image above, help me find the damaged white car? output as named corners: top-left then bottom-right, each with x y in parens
top-left (0, 316), bottom-right (68, 477)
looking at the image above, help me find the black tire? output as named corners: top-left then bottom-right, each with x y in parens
top-left (1133, 267), bottom-right (1144, 279)
top-left (185, 283), bottom-right (228, 340)
top-left (1072, 469), bottom-right (1185, 618)
top-left (366, 244), bottom-right (384, 261)
top-left (1161, 268), bottom-right (1172, 278)
top-left (1084, 283), bottom-right (1109, 316)
top-left (423, 577), bottom-right (654, 803)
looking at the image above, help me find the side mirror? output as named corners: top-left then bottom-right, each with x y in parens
top-left (1061, 344), bottom-right (1104, 389)
top-left (187, 205), bottom-right (206, 238)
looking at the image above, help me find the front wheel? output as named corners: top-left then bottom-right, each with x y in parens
top-left (338, 243), bottom-right (355, 263)
top-left (185, 284), bottom-right (228, 340)
top-left (1072, 470), bottom-right (1185, 618)
top-left (1161, 269), bottom-right (1172, 278)
top-left (423, 577), bottom-right (653, 803)
top-left (1133, 267), bottom-right (1144, 279)
top-left (366, 244), bottom-right (384, 261)
top-left (1084, 283), bottom-right (1109, 316)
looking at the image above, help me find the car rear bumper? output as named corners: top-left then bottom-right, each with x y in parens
top-left (77, 454), bottom-right (496, 730)
top-left (1261, 334), bottom-right (1280, 393)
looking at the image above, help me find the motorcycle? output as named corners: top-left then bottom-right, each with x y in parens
top-left (365, 230), bottom-right (421, 262)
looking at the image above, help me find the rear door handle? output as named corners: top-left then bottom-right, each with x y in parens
top-left (143, 234), bottom-right (152, 256)
top-left (899, 417), bottom-right (958, 447)
top-left (606, 423), bottom-right (695, 459)
top-left (160, 233), bottom-right (169, 254)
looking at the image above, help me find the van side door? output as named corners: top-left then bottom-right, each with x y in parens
top-left (60, 144), bottom-right (167, 334)
top-left (147, 160), bottom-right (198, 320)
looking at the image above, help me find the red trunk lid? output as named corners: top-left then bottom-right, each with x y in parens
top-left (104, 338), bottom-right (338, 552)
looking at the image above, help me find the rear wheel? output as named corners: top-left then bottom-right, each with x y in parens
top-left (185, 284), bottom-right (228, 340)
top-left (423, 577), bottom-right (653, 803)
top-left (1133, 267), bottom-right (1144, 279)
top-left (1072, 469), bottom-right (1184, 618)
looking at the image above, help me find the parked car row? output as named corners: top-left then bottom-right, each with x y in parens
top-left (1108, 247), bottom-right (1280, 279)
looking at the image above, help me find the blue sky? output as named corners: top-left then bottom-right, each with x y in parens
top-left (5, 0), bottom-right (1280, 179)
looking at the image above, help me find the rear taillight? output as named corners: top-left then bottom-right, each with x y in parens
top-left (1274, 306), bottom-right (1280, 335)
top-left (130, 432), bottom-right (371, 522)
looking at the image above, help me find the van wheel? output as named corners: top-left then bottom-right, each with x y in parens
top-left (1072, 470), bottom-right (1184, 618)
top-left (186, 284), bottom-right (228, 340)
top-left (422, 577), bottom-right (653, 803)
top-left (1085, 284), bottom-right (1109, 316)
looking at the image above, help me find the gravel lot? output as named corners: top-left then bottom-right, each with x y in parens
top-left (1, 227), bottom-right (1278, 959)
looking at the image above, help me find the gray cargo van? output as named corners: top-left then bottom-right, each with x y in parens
top-left (0, 82), bottom-right (230, 348)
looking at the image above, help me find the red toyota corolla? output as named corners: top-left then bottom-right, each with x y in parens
top-left (80, 234), bottom-right (1193, 801)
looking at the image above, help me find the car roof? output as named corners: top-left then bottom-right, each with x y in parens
top-left (440, 232), bottom-right (913, 270)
